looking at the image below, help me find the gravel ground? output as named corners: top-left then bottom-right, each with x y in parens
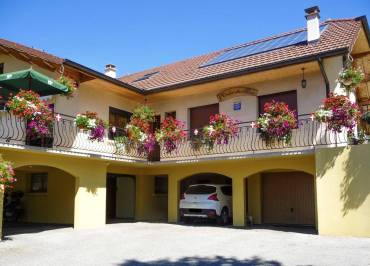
top-left (0, 222), bottom-right (369, 266)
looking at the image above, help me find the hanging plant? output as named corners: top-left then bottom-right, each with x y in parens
top-left (74, 111), bottom-right (107, 141)
top-left (202, 113), bottom-right (239, 150)
top-left (58, 75), bottom-right (77, 98)
top-left (313, 93), bottom-right (361, 134)
top-left (6, 90), bottom-right (53, 138)
top-left (256, 100), bottom-right (297, 145)
top-left (337, 66), bottom-right (364, 93)
top-left (0, 157), bottom-right (16, 189)
top-left (125, 105), bottom-right (156, 155)
top-left (155, 116), bottom-right (186, 153)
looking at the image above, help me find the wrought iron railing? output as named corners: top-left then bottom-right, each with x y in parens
top-left (159, 115), bottom-right (349, 161)
top-left (0, 111), bottom-right (349, 162)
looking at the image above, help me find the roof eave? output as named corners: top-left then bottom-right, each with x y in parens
top-left (143, 47), bottom-right (349, 95)
top-left (64, 59), bottom-right (144, 94)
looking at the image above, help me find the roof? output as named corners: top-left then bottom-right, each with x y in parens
top-left (0, 38), bottom-right (64, 65)
top-left (120, 18), bottom-right (363, 92)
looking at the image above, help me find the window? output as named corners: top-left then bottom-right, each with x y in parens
top-left (154, 176), bottom-right (168, 195)
top-left (185, 185), bottom-right (216, 195)
top-left (165, 111), bottom-right (176, 119)
top-left (109, 107), bottom-right (132, 139)
top-left (30, 173), bottom-right (48, 193)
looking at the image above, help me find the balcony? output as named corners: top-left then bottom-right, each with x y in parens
top-left (0, 111), bottom-right (349, 163)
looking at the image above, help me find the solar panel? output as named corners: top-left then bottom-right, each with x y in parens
top-left (201, 25), bottom-right (327, 67)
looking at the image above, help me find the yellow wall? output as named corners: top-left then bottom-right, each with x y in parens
top-left (247, 173), bottom-right (262, 224)
top-left (13, 166), bottom-right (75, 224)
top-left (0, 148), bottom-right (108, 229)
top-left (136, 175), bottom-right (168, 221)
top-left (315, 144), bottom-right (370, 237)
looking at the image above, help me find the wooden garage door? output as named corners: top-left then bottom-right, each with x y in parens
top-left (262, 172), bottom-right (315, 226)
top-left (190, 103), bottom-right (219, 132)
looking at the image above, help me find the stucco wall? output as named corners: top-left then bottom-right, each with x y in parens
top-left (13, 166), bottom-right (75, 224)
top-left (150, 71), bottom-right (326, 128)
top-left (247, 173), bottom-right (262, 224)
top-left (315, 144), bottom-right (370, 237)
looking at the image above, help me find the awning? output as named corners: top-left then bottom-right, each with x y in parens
top-left (0, 68), bottom-right (68, 97)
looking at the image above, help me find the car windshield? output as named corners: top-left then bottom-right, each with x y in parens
top-left (185, 185), bottom-right (216, 195)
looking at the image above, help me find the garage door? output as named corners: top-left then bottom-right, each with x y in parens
top-left (262, 172), bottom-right (315, 226)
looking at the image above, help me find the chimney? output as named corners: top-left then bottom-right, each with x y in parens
top-left (104, 64), bottom-right (116, 78)
top-left (305, 6), bottom-right (321, 42)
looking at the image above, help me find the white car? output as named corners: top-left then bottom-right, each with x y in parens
top-left (179, 184), bottom-right (232, 225)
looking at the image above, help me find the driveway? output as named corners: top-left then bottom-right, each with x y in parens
top-left (0, 222), bottom-right (369, 266)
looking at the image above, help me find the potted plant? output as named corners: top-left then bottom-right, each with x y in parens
top-left (337, 66), bottom-right (364, 93)
top-left (313, 93), bottom-right (360, 134)
top-left (125, 105), bottom-right (156, 155)
top-left (74, 111), bottom-right (107, 141)
top-left (0, 157), bottom-right (16, 190)
top-left (58, 75), bottom-right (77, 98)
top-left (155, 116), bottom-right (186, 153)
top-left (256, 100), bottom-right (297, 145)
top-left (6, 90), bottom-right (53, 139)
top-left (202, 113), bottom-right (239, 150)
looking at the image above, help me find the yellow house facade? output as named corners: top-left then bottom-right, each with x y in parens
top-left (1, 8), bottom-right (370, 237)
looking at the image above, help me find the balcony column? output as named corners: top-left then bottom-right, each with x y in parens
top-left (74, 163), bottom-right (107, 229)
top-left (232, 176), bottom-right (246, 227)
top-left (168, 173), bottom-right (180, 223)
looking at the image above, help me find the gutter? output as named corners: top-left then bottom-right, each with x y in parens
top-left (63, 59), bottom-right (144, 94)
top-left (317, 58), bottom-right (330, 97)
top-left (143, 47), bottom-right (349, 95)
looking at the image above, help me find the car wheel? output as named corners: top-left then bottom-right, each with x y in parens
top-left (217, 208), bottom-right (229, 225)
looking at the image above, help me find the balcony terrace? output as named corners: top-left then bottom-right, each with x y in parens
top-left (0, 111), bottom-right (350, 163)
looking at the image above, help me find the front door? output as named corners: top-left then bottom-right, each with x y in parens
top-left (106, 174), bottom-right (136, 220)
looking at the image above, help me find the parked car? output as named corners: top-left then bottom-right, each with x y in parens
top-left (179, 184), bottom-right (232, 225)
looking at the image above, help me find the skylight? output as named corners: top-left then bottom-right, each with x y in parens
top-left (132, 71), bottom-right (159, 82)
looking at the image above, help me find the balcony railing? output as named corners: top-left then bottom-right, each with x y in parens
top-left (160, 115), bottom-right (349, 161)
top-left (0, 111), bottom-right (349, 162)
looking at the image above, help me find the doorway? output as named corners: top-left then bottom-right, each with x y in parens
top-left (106, 174), bottom-right (136, 222)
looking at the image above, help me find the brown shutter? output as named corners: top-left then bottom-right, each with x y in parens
top-left (258, 90), bottom-right (297, 115)
top-left (190, 103), bottom-right (219, 131)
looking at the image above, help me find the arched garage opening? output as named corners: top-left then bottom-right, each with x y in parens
top-left (245, 170), bottom-right (316, 229)
top-left (179, 173), bottom-right (232, 225)
top-left (3, 165), bottom-right (76, 235)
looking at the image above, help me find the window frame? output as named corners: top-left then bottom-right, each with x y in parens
top-left (30, 173), bottom-right (48, 193)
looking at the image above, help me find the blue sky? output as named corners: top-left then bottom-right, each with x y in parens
top-left (1, 1), bottom-right (369, 76)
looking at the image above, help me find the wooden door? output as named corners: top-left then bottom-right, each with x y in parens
top-left (116, 176), bottom-right (136, 219)
top-left (189, 103), bottom-right (219, 131)
top-left (258, 90), bottom-right (297, 115)
top-left (262, 172), bottom-right (315, 226)
top-left (106, 175), bottom-right (117, 219)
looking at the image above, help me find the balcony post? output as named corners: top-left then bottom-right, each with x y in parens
top-left (232, 176), bottom-right (246, 227)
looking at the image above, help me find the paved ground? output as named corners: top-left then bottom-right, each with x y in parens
top-left (0, 222), bottom-right (370, 266)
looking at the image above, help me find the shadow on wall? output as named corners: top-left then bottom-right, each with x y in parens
top-left (315, 147), bottom-right (344, 179)
top-left (119, 256), bottom-right (282, 266)
top-left (340, 145), bottom-right (370, 216)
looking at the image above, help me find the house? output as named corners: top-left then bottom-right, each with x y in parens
top-left (0, 6), bottom-right (369, 237)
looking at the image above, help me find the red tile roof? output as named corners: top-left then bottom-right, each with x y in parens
top-left (120, 19), bottom-right (362, 92)
top-left (0, 38), bottom-right (64, 65)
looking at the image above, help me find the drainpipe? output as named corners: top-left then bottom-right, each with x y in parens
top-left (317, 58), bottom-right (330, 97)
